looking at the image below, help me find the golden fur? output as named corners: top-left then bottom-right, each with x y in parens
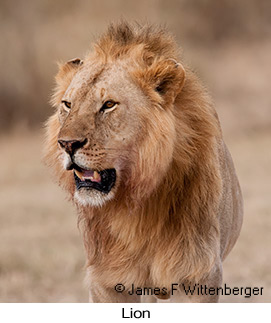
top-left (44, 22), bottom-right (243, 302)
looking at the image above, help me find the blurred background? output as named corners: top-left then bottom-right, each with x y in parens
top-left (0, 0), bottom-right (270, 302)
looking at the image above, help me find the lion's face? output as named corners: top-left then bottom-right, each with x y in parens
top-left (57, 60), bottom-right (148, 207)
top-left (47, 53), bottom-right (185, 207)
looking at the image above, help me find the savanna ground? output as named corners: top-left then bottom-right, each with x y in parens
top-left (0, 40), bottom-right (270, 303)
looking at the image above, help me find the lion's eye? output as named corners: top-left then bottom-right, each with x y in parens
top-left (100, 100), bottom-right (117, 113)
top-left (61, 100), bottom-right (71, 110)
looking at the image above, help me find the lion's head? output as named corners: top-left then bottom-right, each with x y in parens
top-left (45, 22), bottom-right (186, 207)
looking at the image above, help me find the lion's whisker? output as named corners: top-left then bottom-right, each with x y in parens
top-left (104, 147), bottom-right (137, 153)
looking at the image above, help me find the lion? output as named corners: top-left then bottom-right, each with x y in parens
top-left (44, 22), bottom-right (243, 302)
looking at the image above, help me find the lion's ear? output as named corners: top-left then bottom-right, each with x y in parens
top-left (51, 58), bottom-right (83, 107)
top-left (154, 60), bottom-right (185, 96)
top-left (66, 57), bottom-right (83, 66)
top-left (152, 59), bottom-right (185, 104)
top-left (55, 58), bottom-right (83, 86)
top-left (137, 58), bottom-right (185, 106)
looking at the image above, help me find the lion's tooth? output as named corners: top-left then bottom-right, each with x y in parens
top-left (74, 169), bottom-right (83, 180)
top-left (93, 171), bottom-right (101, 182)
top-left (74, 168), bottom-right (101, 182)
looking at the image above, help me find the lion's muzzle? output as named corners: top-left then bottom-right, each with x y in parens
top-left (58, 138), bottom-right (117, 195)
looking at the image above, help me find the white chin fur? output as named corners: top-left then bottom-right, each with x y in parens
top-left (74, 189), bottom-right (115, 208)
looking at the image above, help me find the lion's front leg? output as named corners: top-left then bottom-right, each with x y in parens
top-left (166, 263), bottom-right (223, 303)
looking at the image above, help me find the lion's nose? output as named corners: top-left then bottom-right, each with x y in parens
top-left (58, 138), bottom-right (87, 156)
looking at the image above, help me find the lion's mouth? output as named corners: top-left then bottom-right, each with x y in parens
top-left (72, 165), bottom-right (116, 194)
